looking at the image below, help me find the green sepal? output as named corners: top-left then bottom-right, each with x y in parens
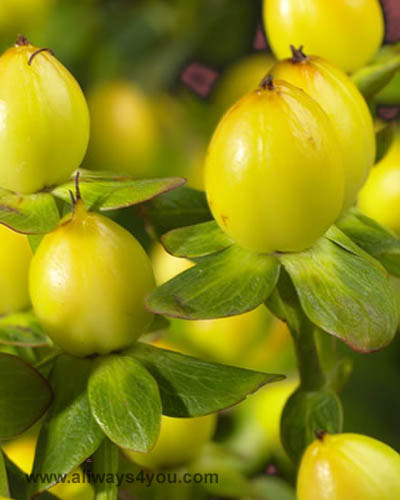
top-left (0, 189), bottom-right (59, 234)
top-left (127, 342), bottom-right (284, 417)
top-left (30, 355), bottom-right (104, 495)
top-left (161, 220), bottom-right (233, 258)
top-left (280, 388), bottom-right (343, 463)
top-left (141, 186), bottom-right (212, 238)
top-left (280, 231), bottom-right (398, 352)
top-left (146, 244), bottom-right (280, 319)
top-left (0, 353), bottom-right (52, 440)
top-left (52, 169), bottom-right (185, 212)
top-left (337, 208), bottom-right (400, 277)
top-left (352, 51), bottom-right (400, 99)
top-left (0, 311), bottom-right (49, 347)
top-left (87, 355), bottom-right (162, 452)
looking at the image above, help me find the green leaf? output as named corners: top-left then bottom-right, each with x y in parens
top-left (377, 71), bottom-right (400, 105)
top-left (162, 220), bottom-right (233, 258)
top-left (3, 455), bottom-right (28, 500)
top-left (352, 52), bottom-right (400, 99)
top-left (325, 225), bottom-right (382, 267)
top-left (141, 186), bottom-right (212, 238)
top-left (0, 452), bottom-right (9, 498)
top-left (281, 389), bottom-right (343, 463)
top-left (0, 189), bottom-right (59, 234)
top-left (0, 311), bottom-right (48, 347)
top-left (146, 245), bottom-right (280, 319)
top-left (0, 353), bottom-right (52, 440)
top-left (147, 314), bottom-right (170, 333)
top-left (31, 355), bottom-right (104, 495)
top-left (373, 43), bottom-right (400, 105)
top-left (376, 122), bottom-right (395, 163)
top-left (127, 343), bottom-right (284, 417)
top-left (2, 457), bottom-right (56, 500)
top-left (52, 170), bottom-right (184, 212)
top-left (88, 355), bottom-right (161, 452)
top-left (28, 234), bottom-right (44, 253)
top-left (281, 234), bottom-right (398, 352)
top-left (337, 208), bottom-right (400, 277)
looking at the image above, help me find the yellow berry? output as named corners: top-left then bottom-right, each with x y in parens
top-left (0, 38), bottom-right (89, 194)
top-left (124, 414), bottom-right (216, 470)
top-left (271, 51), bottom-right (375, 208)
top-left (205, 79), bottom-right (344, 253)
top-left (29, 200), bottom-right (155, 357)
top-left (0, 225), bottom-right (32, 315)
top-left (264, 0), bottom-right (384, 73)
top-left (297, 432), bottom-right (400, 500)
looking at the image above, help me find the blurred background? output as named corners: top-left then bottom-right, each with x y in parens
top-left (1, 1), bottom-right (400, 499)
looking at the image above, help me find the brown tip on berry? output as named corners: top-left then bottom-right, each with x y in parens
top-left (28, 47), bottom-right (55, 66)
top-left (15, 35), bottom-right (30, 47)
top-left (259, 74), bottom-right (275, 90)
top-left (69, 171), bottom-right (84, 215)
top-left (74, 171), bottom-right (81, 202)
top-left (314, 429), bottom-right (327, 441)
top-left (290, 45), bottom-right (308, 64)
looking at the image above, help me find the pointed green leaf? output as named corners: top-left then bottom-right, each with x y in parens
top-left (376, 122), bottom-right (395, 163)
top-left (147, 314), bottom-right (170, 334)
top-left (3, 455), bottom-right (28, 500)
top-left (0, 189), bottom-right (59, 234)
top-left (30, 355), bottom-right (104, 495)
top-left (352, 52), bottom-right (400, 99)
top-left (0, 353), bottom-right (52, 440)
top-left (373, 43), bottom-right (400, 105)
top-left (281, 235), bottom-right (398, 352)
top-left (88, 355), bottom-right (161, 452)
top-left (162, 221), bottom-right (233, 258)
top-left (127, 343), bottom-right (285, 417)
top-left (28, 234), bottom-right (45, 253)
top-left (325, 225), bottom-right (384, 267)
top-left (141, 186), bottom-right (212, 237)
top-left (52, 170), bottom-right (184, 211)
top-left (146, 245), bottom-right (280, 319)
top-left (377, 71), bottom-right (400, 105)
top-left (0, 311), bottom-right (48, 347)
top-left (337, 208), bottom-right (400, 276)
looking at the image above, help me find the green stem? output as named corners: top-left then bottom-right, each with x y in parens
top-left (268, 269), bottom-right (326, 391)
top-left (291, 315), bottom-right (326, 392)
top-left (93, 438), bottom-right (119, 500)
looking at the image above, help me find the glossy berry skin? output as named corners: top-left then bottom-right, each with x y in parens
top-left (0, 225), bottom-right (32, 315)
top-left (263, 0), bottom-right (384, 73)
top-left (358, 128), bottom-right (400, 234)
top-left (205, 80), bottom-right (344, 254)
top-left (29, 202), bottom-right (155, 357)
top-left (297, 433), bottom-right (400, 500)
top-left (271, 54), bottom-right (375, 209)
top-left (0, 40), bottom-right (89, 194)
top-left (124, 414), bottom-right (216, 470)
top-left (86, 81), bottom-right (158, 177)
